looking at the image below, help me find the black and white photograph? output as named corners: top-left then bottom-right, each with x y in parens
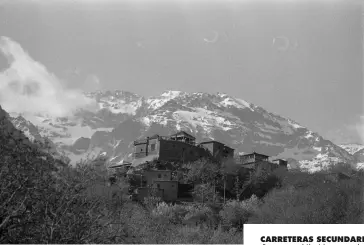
top-left (0, 0), bottom-right (363, 243)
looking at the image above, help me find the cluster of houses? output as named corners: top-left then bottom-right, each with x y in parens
top-left (109, 130), bottom-right (288, 202)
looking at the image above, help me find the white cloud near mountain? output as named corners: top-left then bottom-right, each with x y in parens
top-left (0, 36), bottom-right (97, 117)
top-left (355, 116), bottom-right (364, 144)
top-left (325, 118), bottom-right (364, 145)
top-left (84, 74), bottom-right (102, 92)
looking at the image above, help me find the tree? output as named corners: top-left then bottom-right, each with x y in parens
top-left (247, 162), bottom-right (281, 198)
top-left (183, 159), bottom-right (224, 203)
top-left (192, 183), bottom-right (222, 203)
top-left (184, 159), bottom-right (220, 184)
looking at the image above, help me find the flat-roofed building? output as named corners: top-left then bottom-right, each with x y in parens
top-left (198, 140), bottom-right (235, 160)
top-left (239, 152), bottom-right (269, 165)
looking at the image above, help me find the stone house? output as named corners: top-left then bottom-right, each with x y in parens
top-left (198, 140), bottom-right (235, 161)
top-left (153, 180), bottom-right (179, 201)
top-left (135, 187), bottom-right (164, 202)
top-left (134, 170), bottom-right (178, 202)
top-left (132, 131), bottom-right (234, 167)
top-left (143, 169), bottom-right (172, 186)
top-left (239, 152), bottom-right (270, 165)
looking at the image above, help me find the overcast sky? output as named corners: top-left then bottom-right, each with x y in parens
top-left (0, 0), bottom-right (363, 144)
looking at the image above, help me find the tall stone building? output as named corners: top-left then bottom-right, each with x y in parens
top-left (132, 130), bottom-right (235, 167)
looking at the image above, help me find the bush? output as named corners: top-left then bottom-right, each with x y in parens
top-left (151, 202), bottom-right (222, 229)
top-left (166, 224), bottom-right (244, 244)
top-left (209, 226), bottom-right (245, 244)
top-left (248, 171), bottom-right (364, 224)
top-left (143, 187), bottom-right (163, 211)
top-left (1, 159), bottom-right (118, 243)
top-left (219, 195), bottom-right (260, 229)
top-left (192, 183), bottom-right (222, 203)
top-left (152, 202), bottom-right (188, 224)
top-left (247, 163), bottom-right (282, 198)
top-left (0, 131), bottom-right (129, 244)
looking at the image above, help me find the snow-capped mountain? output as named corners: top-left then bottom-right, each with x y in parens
top-left (0, 105), bottom-right (67, 169)
top-left (339, 143), bottom-right (364, 155)
top-left (4, 90), bottom-right (358, 172)
top-left (8, 114), bottom-right (70, 163)
top-left (10, 115), bottom-right (44, 143)
top-left (352, 147), bottom-right (364, 169)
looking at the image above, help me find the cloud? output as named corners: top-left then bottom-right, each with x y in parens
top-left (325, 119), bottom-right (364, 145)
top-left (84, 74), bottom-right (102, 92)
top-left (355, 116), bottom-right (364, 144)
top-left (0, 36), bottom-right (98, 117)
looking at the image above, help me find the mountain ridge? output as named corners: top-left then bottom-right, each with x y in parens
top-left (4, 89), bottom-right (358, 172)
top-left (339, 143), bottom-right (364, 155)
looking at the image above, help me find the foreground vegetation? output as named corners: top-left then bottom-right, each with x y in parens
top-left (1, 130), bottom-right (364, 243)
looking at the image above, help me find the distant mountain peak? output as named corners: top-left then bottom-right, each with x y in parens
top-left (160, 90), bottom-right (183, 97)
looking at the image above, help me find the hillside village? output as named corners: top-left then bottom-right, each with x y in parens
top-left (1, 100), bottom-right (363, 244)
top-left (2, 1), bottom-right (364, 242)
top-left (108, 130), bottom-right (289, 203)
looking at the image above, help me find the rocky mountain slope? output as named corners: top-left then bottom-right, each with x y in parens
top-left (0, 105), bottom-right (66, 170)
top-left (5, 90), bottom-right (358, 172)
top-left (339, 143), bottom-right (364, 155)
top-left (0, 106), bottom-right (34, 151)
top-left (9, 115), bottom-right (70, 163)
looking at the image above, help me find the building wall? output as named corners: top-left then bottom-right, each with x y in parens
top-left (239, 154), bottom-right (269, 164)
top-left (223, 147), bottom-right (235, 158)
top-left (153, 181), bottom-right (179, 201)
top-left (147, 138), bottom-right (159, 155)
top-left (200, 141), bottom-right (234, 161)
top-left (238, 159), bottom-right (279, 171)
top-left (273, 159), bottom-right (288, 168)
top-left (212, 142), bottom-right (225, 159)
top-left (200, 142), bottom-right (214, 156)
top-left (134, 135), bottom-right (234, 164)
top-left (255, 155), bottom-right (269, 161)
top-left (254, 161), bottom-right (280, 172)
top-left (134, 143), bottom-right (148, 158)
top-left (134, 138), bottom-right (160, 159)
top-left (239, 155), bottom-right (255, 164)
top-left (137, 188), bottom-right (164, 202)
top-left (158, 140), bottom-right (209, 163)
top-left (144, 170), bottom-right (172, 186)
top-left (170, 131), bottom-right (196, 143)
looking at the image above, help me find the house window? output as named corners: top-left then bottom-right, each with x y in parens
top-left (157, 184), bottom-right (160, 188)
top-left (158, 174), bottom-right (161, 178)
top-left (151, 144), bottom-right (156, 151)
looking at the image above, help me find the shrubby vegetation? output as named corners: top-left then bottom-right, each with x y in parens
top-left (248, 167), bottom-right (364, 224)
top-left (1, 126), bottom-right (364, 243)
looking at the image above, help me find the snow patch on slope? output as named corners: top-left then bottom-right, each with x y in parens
top-left (339, 143), bottom-right (364, 155)
top-left (147, 90), bottom-right (184, 110)
top-left (219, 96), bottom-right (254, 111)
top-left (299, 152), bottom-right (342, 173)
top-left (172, 108), bottom-right (234, 131)
top-left (98, 99), bottom-right (142, 115)
top-left (304, 131), bottom-right (315, 139)
top-left (22, 113), bottom-right (113, 145)
top-left (288, 119), bottom-right (305, 129)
